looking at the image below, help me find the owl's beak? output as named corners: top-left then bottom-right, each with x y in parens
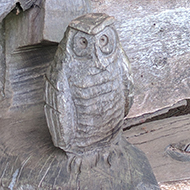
top-left (94, 45), bottom-right (110, 70)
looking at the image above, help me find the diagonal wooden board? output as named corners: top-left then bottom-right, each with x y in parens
top-left (124, 114), bottom-right (190, 183)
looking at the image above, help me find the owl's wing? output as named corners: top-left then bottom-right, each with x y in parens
top-left (119, 44), bottom-right (134, 117)
top-left (44, 76), bottom-right (65, 148)
top-left (44, 56), bottom-right (76, 151)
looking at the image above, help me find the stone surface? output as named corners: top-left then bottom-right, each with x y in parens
top-left (92, 0), bottom-right (190, 118)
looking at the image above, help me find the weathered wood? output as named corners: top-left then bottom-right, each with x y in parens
top-left (43, 0), bottom-right (91, 42)
top-left (1, 0), bottom-right (189, 120)
top-left (0, 21), bottom-right (5, 100)
top-left (124, 99), bottom-right (190, 129)
top-left (160, 180), bottom-right (190, 190)
top-left (0, 0), bottom-right (91, 44)
top-left (92, 0), bottom-right (190, 118)
top-left (4, 1), bottom-right (44, 49)
top-left (43, 13), bottom-right (159, 189)
top-left (0, 0), bottom-right (41, 22)
top-left (0, 0), bottom-right (189, 189)
top-left (0, 107), bottom-right (65, 189)
top-left (0, 0), bottom-right (91, 116)
top-left (1, 110), bottom-right (189, 188)
top-left (125, 114), bottom-right (190, 182)
top-left (0, 108), bottom-right (159, 189)
top-left (6, 45), bottom-right (57, 111)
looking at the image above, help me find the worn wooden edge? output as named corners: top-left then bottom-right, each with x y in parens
top-left (0, 0), bottom-right (40, 22)
top-left (124, 99), bottom-right (190, 129)
top-left (124, 113), bottom-right (190, 183)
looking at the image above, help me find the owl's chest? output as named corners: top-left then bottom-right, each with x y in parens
top-left (68, 61), bottom-right (124, 126)
top-left (68, 59), bottom-right (120, 88)
top-left (65, 62), bottom-right (124, 147)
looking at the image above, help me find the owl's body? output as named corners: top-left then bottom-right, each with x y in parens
top-left (45, 13), bottom-right (133, 154)
top-left (44, 13), bottom-right (160, 190)
top-left (68, 51), bottom-right (124, 148)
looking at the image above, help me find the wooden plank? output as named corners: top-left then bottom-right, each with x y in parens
top-left (0, 0), bottom-right (40, 22)
top-left (92, 0), bottom-right (190, 118)
top-left (124, 99), bottom-right (190, 129)
top-left (124, 114), bottom-right (190, 183)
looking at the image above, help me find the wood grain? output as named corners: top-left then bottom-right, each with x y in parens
top-left (125, 114), bottom-right (190, 182)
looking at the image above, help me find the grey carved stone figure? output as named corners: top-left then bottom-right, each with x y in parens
top-left (44, 13), bottom-right (160, 190)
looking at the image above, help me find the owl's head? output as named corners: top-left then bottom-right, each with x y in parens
top-left (61, 13), bottom-right (119, 69)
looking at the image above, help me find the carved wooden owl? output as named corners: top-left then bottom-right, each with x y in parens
top-left (44, 13), bottom-right (134, 154)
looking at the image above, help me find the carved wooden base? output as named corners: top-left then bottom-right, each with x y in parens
top-left (0, 111), bottom-right (159, 189)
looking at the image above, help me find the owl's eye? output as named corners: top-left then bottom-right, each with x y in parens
top-left (97, 28), bottom-right (116, 55)
top-left (99, 35), bottom-right (108, 47)
top-left (78, 37), bottom-right (88, 49)
top-left (72, 32), bottom-right (92, 57)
